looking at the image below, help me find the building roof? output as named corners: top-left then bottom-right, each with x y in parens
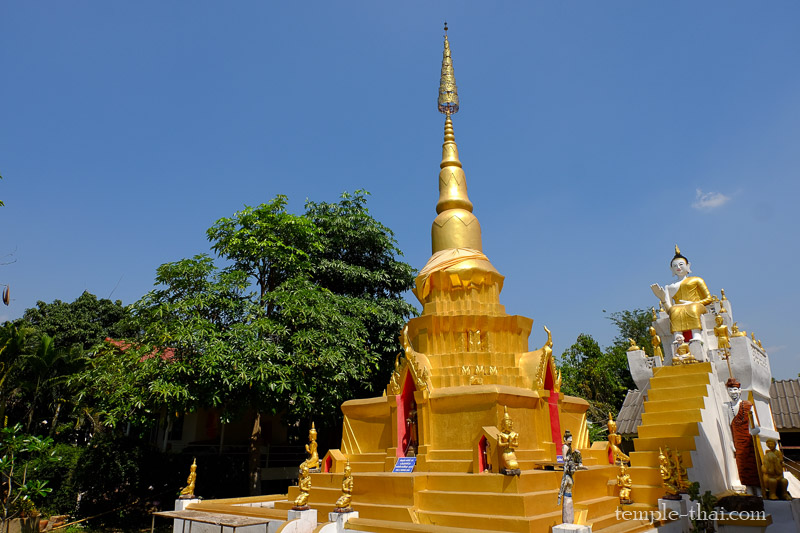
top-left (616, 384), bottom-right (649, 436)
top-left (105, 337), bottom-right (175, 362)
top-left (770, 379), bottom-right (800, 431)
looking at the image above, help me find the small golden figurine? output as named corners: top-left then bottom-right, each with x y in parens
top-left (721, 288), bottom-right (727, 301)
top-left (649, 326), bottom-right (664, 361)
top-left (732, 322), bottom-right (746, 337)
top-left (293, 464), bottom-right (311, 509)
top-left (405, 400), bottom-right (419, 456)
top-left (301, 423), bottom-right (320, 471)
top-left (627, 338), bottom-right (640, 352)
top-left (674, 450), bottom-right (690, 493)
top-left (757, 339), bottom-right (763, 349)
top-left (658, 448), bottom-right (681, 500)
top-left (751, 332), bottom-right (756, 343)
top-left (714, 315), bottom-right (731, 354)
top-left (179, 458), bottom-right (197, 498)
top-left (607, 413), bottom-right (630, 465)
top-left (497, 406), bottom-right (520, 475)
top-left (652, 307), bottom-right (658, 321)
top-left (762, 439), bottom-right (791, 500)
top-left (617, 463), bottom-right (633, 504)
top-left (333, 460), bottom-right (354, 512)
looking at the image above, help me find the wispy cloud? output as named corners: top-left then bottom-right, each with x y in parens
top-left (692, 189), bottom-right (730, 210)
top-left (764, 345), bottom-right (785, 354)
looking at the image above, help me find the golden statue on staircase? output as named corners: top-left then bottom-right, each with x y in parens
top-left (659, 448), bottom-right (681, 500)
top-left (292, 464), bottom-right (311, 510)
top-left (649, 326), bottom-right (664, 361)
top-left (617, 463), bottom-right (633, 504)
top-left (607, 413), bottom-right (629, 465)
top-left (674, 449), bottom-right (690, 493)
top-left (334, 460), bottom-right (355, 512)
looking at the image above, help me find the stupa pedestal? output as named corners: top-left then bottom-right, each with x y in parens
top-left (552, 524), bottom-right (592, 533)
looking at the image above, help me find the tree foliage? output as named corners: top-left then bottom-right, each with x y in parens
top-left (2, 292), bottom-right (133, 442)
top-left (20, 292), bottom-right (133, 351)
top-left (0, 424), bottom-right (57, 524)
top-left (558, 308), bottom-right (651, 440)
top-left (82, 191), bottom-right (416, 494)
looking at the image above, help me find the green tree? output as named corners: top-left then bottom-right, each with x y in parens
top-left (19, 291), bottom-right (133, 351)
top-left (0, 424), bottom-right (57, 529)
top-left (0, 324), bottom-right (32, 428)
top-left (3, 292), bottom-right (131, 439)
top-left (91, 191), bottom-right (415, 495)
top-left (558, 308), bottom-right (650, 440)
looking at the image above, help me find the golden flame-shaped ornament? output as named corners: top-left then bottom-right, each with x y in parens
top-left (438, 23), bottom-right (459, 115)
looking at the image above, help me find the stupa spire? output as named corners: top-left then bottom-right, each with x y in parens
top-left (432, 24), bottom-right (479, 252)
top-left (438, 22), bottom-right (459, 115)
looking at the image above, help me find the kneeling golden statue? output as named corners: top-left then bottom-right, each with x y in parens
top-left (498, 406), bottom-right (520, 475)
top-left (333, 461), bottom-right (354, 512)
top-left (762, 439), bottom-right (791, 500)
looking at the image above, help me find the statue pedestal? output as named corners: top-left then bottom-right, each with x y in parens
top-left (552, 524), bottom-right (591, 533)
top-left (688, 339), bottom-right (705, 362)
top-left (172, 498), bottom-right (200, 533)
top-left (659, 497), bottom-right (690, 533)
top-left (327, 511), bottom-right (359, 532)
top-left (281, 509), bottom-right (317, 533)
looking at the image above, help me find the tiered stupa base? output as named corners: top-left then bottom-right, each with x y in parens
top-left (268, 467), bottom-right (652, 533)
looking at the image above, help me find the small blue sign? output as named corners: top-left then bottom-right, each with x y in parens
top-left (556, 454), bottom-right (564, 464)
top-left (393, 457), bottom-right (417, 473)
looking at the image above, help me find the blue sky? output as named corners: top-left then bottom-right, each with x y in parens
top-left (1, 2), bottom-right (798, 378)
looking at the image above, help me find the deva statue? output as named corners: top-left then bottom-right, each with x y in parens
top-left (498, 406), bottom-right (520, 475)
top-left (651, 245), bottom-right (712, 342)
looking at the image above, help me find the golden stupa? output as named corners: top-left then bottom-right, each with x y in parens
top-left (183, 26), bottom-right (652, 533)
top-left (284, 26), bottom-right (645, 532)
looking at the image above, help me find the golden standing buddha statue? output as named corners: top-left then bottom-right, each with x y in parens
top-left (649, 326), bottom-right (664, 361)
top-left (714, 315), bottom-right (731, 354)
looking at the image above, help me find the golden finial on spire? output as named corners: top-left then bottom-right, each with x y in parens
top-left (438, 22), bottom-right (459, 115)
